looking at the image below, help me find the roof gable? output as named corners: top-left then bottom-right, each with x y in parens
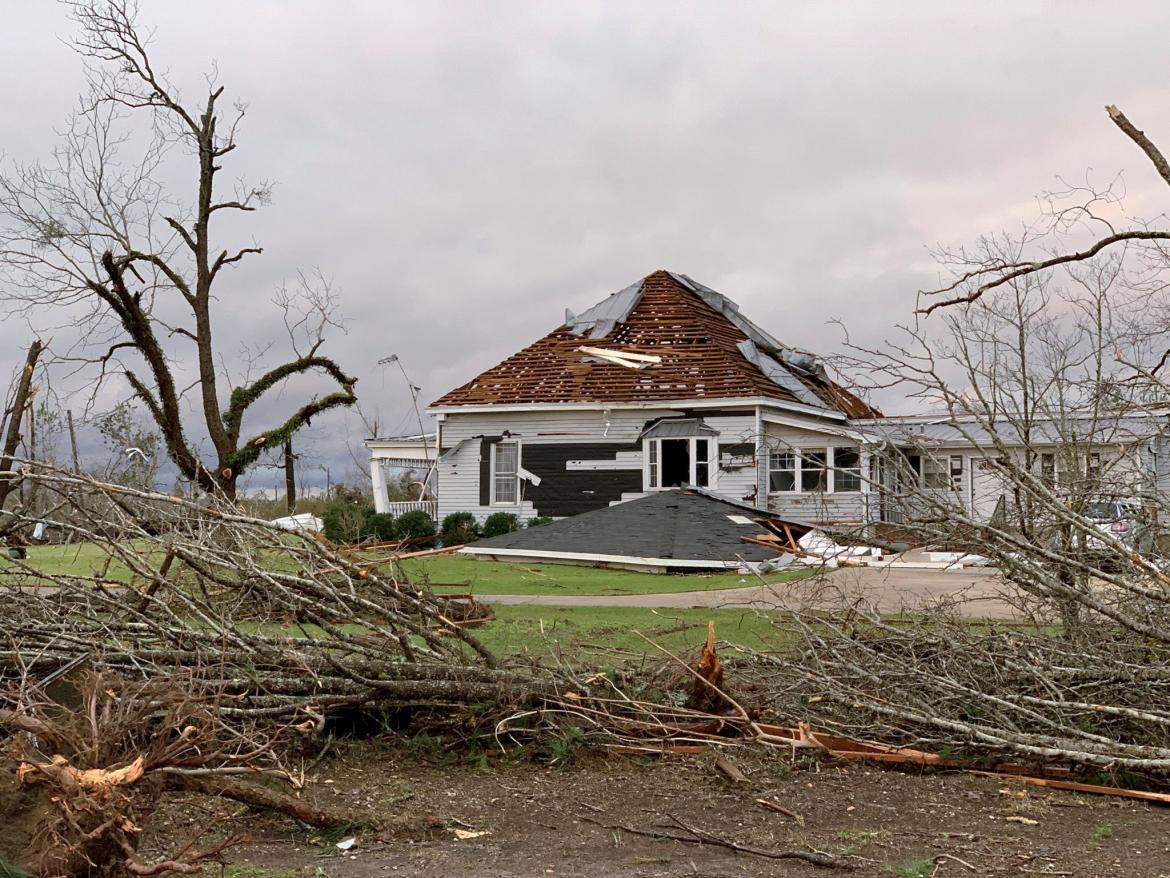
top-left (431, 270), bottom-right (877, 417)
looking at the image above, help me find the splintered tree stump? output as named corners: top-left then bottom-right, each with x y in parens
top-left (685, 620), bottom-right (726, 713)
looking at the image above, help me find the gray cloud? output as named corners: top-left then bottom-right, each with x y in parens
top-left (2, 0), bottom-right (1169, 491)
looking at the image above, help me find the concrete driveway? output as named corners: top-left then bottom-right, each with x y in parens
top-left (476, 566), bottom-right (1018, 619)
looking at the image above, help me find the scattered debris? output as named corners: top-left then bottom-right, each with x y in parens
top-left (756, 798), bottom-right (804, 825)
top-left (453, 828), bottom-right (492, 840)
top-left (269, 512), bottom-right (324, 532)
top-left (713, 755), bottom-right (748, 783)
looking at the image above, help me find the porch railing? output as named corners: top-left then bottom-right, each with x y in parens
top-left (387, 500), bottom-right (438, 520)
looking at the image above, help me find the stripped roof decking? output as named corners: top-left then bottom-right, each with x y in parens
top-left (432, 270), bottom-right (877, 417)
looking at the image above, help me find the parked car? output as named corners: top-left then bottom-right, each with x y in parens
top-left (1082, 499), bottom-right (1152, 554)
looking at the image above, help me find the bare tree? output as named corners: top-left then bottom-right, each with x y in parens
top-left (0, 2), bottom-right (356, 500)
top-left (775, 106), bottom-right (1170, 775)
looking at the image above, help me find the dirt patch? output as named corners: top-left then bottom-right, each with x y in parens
top-left (143, 744), bottom-right (1170, 877)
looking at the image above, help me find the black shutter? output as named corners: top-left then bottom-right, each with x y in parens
top-left (478, 437), bottom-right (501, 506)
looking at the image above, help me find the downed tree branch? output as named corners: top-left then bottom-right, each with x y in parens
top-left (165, 774), bottom-right (353, 829)
top-left (579, 813), bottom-right (852, 870)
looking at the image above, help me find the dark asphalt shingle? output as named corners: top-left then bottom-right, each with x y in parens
top-left (468, 490), bottom-right (783, 562)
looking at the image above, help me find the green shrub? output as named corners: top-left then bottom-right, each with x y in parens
top-left (361, 509), bottom-right (396, 541)
top-left (322, 500), bottom-right (365, 544)
top-left (395, 509), bottom-right (437, 540)
top-left (482, 511), bottom-right (521, 538)
top-left (441, 511), bottom-right (479, 545)
top-left (526, 515), bottom-right (554, 528)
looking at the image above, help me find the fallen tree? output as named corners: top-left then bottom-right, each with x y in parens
top-left (0, 463), bottom-right (543, 873)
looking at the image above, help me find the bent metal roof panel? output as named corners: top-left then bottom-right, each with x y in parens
top-left (431, 270), bottom-right (878, 417)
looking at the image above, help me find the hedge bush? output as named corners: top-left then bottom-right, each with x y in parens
top-left (482, 511), bottom-right (521, 538)
top-left (440, 511), bottom-right (479, 545)
top-left (395, 509), bottom-right (437, 540)
top-left (362, 509), bottom-right (397, 542)
top-left (322, 501), bottom-right (366, 544)
top-left (526, 516), bottom-right (554, 528)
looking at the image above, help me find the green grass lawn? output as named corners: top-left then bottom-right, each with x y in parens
top-left (4, 541), bottom-right (800, 661)
top-left (1, 540), bottom-right (166, 581)
top-left (9, 542), bottom-right (807, 599)
top-left (472, 604), bottom-right (790, 661)
top-left (399, 554), bottom-right (810, 596)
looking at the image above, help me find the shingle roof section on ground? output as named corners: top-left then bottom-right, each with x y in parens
top-left (464, 490), bottom-right (783, 563)
top-left (431, 270), bottom-right (877, 417)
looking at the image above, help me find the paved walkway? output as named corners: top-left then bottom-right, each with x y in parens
top-left (476, 566), bottom-right (1018, 619)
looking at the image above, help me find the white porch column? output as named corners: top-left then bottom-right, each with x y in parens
top-left (860, 449), bottom-right (873, 523)
top-left (370, 457), bottom-right (389, 514)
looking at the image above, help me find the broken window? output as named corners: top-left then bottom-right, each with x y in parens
top-left (644, 435), bottom-right (714, 490)
top-left (768, 451), bottom-right (796, 492)
top-left (491, 442), bottom-right (519, 504)
top-left (801, 450), bottom-right (828, 492)
top-left (660, 439), bottom-right (691, 487)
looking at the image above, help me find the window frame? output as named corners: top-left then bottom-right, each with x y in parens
top-left (490, 440), bottom-right (521, 506)
top-left (768, 446), bottom-right (864, 494)
top-left (833, 446), bottom-right (863, 493)
top-left (642, 435), bottom-right (715, 491)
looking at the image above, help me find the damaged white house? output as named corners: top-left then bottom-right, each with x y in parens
top-left (366, 270), bottom-right (1170, 529)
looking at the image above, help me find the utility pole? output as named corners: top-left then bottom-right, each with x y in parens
top-left (378, 353), bottom-right (431, 500)
top-left (283, 438), bottom-right (296, 514)
top-left (66, 409), bottom-right (81, 473)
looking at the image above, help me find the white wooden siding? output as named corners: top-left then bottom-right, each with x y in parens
top-left (436, 407), bottom-right (761, 523)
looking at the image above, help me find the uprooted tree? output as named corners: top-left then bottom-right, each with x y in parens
top-left (0, 1), bottom-right (356, 500)
top-left (0, 464), bottom-right (534, 873)
top-left (778, 105), bottom-right (1170, 774)
top-left (0, 465), bottom-right (857, 875)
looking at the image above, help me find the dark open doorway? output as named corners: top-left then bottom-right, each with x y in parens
top-left (660, 439), bottom-right (690, 487)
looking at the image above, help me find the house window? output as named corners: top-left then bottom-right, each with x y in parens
top-left (491, 441), bottom-right (519, 504)
top-left (921, 455), bottom-right (950, 489)
top-left (643, 436), bottom-right (713, 490)
top-left (1086, 451), bottom-right (1101, 485)
top-left (1040, 452), bottom-right (1056, 487)
top-left (1038, 449), bottom-right (1102, 490)
top-left (768, 446), bottom-right (863, 493)
top-left (834, 447), bottom-right (862, 492)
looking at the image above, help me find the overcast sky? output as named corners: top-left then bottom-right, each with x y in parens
top-left (2, 1), bottom-right (1169, 492)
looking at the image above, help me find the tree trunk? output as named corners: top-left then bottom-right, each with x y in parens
top-left (284, 438), bottom-right (296, 514)
top-left (0, 340), bottom-right (44, 513)
top-left (66, 409), bottom-right (81, 473)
